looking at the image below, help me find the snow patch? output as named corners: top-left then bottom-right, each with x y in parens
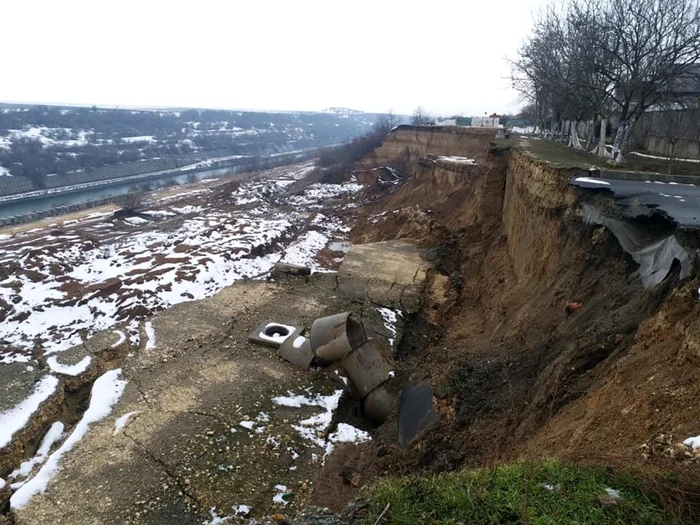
top-left (273, 389), bottom-right (343, 454)
top-left (376, 307), bottom-right (400, 350)
top-left (233, 504), bottom-right (251, 516)
top-left (328, 423), bottom-right (371, 444)
top-left (574, 177), bottom-right (611, 186)
top-left (123, 216), bottom-right (150, 226)
top-left (113, 411), bottom-right (140, 435)
top-left (145, 321), bottom-right (156, 350)
top-left (683, 435), bottom-right (700, 449)
top-left (435, 156), bottom-right (477, 165)
top-left (203, 506), bottom-right (232, 524)
top-left (324, 423), bottom-right (372, 458)
top-left (279, 230), bottom-right (329, 270)
top-left (10, 369), bottom-right (127, 509)
top-left (47, 355), bottom-right (92, 376)
top-left (272, 484), bottom-right (289, 506)
top-left (10, 422), bottom-right (64, 480)
top-left (111, 330), bottom-right (126, 348)
top-left (631, 151), bottom-right (700, 164)
top-left (121, 135), bottom-right (157, 144)
top-left (0, 353), bottom-right (31, 364)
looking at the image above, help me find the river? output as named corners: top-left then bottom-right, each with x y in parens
top-left (0, 147), bottom-right (318, 221)
top-left (0, 165), bottom-right (240, 219)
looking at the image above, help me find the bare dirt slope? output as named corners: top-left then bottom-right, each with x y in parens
top-left (350, 134), bottom-right (700, 477)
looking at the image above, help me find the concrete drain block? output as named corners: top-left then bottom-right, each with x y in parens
top-left (248, 321), bottom-right (299, 349)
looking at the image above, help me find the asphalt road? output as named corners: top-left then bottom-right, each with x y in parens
top-left (571, 176), bottom-right (700, 227)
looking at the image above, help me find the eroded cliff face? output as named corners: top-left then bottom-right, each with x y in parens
top-left (359, 125), bottom-right (496, 169)
top-left (352, 129), bottom-right (700, 468)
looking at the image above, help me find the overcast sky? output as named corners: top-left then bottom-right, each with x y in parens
top-left (3, 0), bottom-right (547, 116)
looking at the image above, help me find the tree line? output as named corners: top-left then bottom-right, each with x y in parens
top-left (512, 0), bottom-right (700, 163)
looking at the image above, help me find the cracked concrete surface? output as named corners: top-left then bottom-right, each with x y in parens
top-left (337, 240), bottom-right (432, 313)
top-left (12, 269), bottom-right (406, 524)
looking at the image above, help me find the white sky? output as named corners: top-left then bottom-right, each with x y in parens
top-left (2, 0), bottom-right (547, 116)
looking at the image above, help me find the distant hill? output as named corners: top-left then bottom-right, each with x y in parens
top-left (0, 103), bottom-right (381, 190)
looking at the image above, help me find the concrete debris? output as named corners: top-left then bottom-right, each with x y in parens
top-left (340, 339), bottom-right (393, 398)
top-left (271, 262), bottom-right (312, 279)
top-left (337, 240), bottom-right (432, 313)
top-left (364, 384), bottom-right (398, 425)
top-left (248, 321), bottom-right (299, 349)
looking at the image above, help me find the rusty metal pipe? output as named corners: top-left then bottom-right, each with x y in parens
top-left (310, 312), bottom-right (366, 365)
top-left (364, 384), bottom-right (397, 425)
top-left (341, 338), bottom-right (394, 398)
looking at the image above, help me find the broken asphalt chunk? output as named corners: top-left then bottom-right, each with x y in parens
top-left (398, 382), bottom-right (438, 447)
top-left (270, 262), bottom-right (312, 278)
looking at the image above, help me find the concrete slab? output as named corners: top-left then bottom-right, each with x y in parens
top-left (338, 240), bottom-right (432, 313)
top-left (0, 362), bottom-right (43, 415)
top-left (84, 329), bottom-right (128, 356)
top-left (10, 275), bottom-right (378, 524)
top-left (52, 329), bottom-right (130, 389)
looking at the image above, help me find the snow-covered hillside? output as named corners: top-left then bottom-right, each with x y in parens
top-left (0, 104), bottom-right (379, 192)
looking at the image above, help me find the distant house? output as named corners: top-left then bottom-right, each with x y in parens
top-left (471, 116), bottom-right (500, 128)
top-left (434, 117), bottom-right (472, 127)
top-left (435, 118), bottom-right (457, 126)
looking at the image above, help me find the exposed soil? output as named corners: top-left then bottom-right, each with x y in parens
top-left (312, 134), bottom-right (700, 512)
top-left (7, 128), bottom-right (700, 523)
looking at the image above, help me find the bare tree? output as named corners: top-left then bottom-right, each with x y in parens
top-left (410, 106), bottom-right (435, 126)
top-left (373, 112), bottom-right (400, 137)
top-left (651, 102), bottom-right (693, 171)
top-left (599, 0), bottom-right (700, 162)
top-left (512, 0), bottom-right (700, 163)
top-left (118, 192), bottom-right (145, 212)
